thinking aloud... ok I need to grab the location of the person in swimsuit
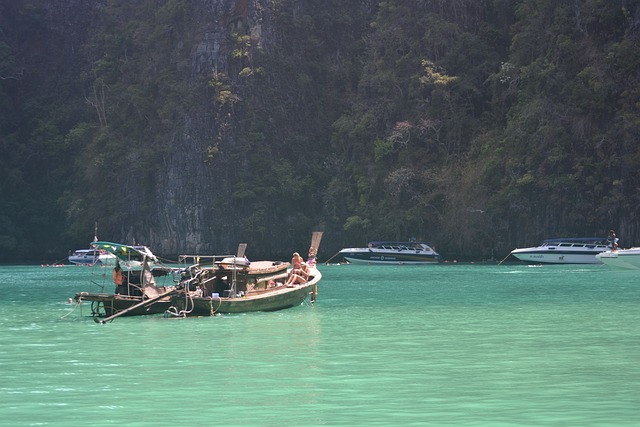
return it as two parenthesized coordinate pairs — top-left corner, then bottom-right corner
(285, 252), (308, 286)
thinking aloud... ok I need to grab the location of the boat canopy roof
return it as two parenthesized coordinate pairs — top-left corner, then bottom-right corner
(369, 241), (430, 248)
(541, 237), (608, 244)
(73, 248), (99, 254)
(92, 241), (158, 262)
(369, 241), (431, 246)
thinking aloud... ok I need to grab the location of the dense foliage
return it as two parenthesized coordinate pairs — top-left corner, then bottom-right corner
(1, 0), (639, 262)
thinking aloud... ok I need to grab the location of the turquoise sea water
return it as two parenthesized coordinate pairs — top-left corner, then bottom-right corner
(1, 263), (639, 426)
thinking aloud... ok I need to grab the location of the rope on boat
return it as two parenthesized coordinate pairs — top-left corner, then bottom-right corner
(48, 256), (68, 266)
(497, 251), (513, 265)
(324, 249), (343, 264)
(60, 297), (83, 319)
(209, 296), (222, 316)
(164, 271), (201, 318)
(164, 290), (194, 318)
(164, 293), (191, 318)
(156, 254), (180, 264)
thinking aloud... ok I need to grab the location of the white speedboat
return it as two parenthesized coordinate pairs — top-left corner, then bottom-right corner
(68, 248), (116, 266)
(339, 241), (442, 265)
(509, 237), (610, 264)
(596, 248), (640, 269)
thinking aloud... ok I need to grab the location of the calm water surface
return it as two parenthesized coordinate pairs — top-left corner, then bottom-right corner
(0, 263), (639, 426)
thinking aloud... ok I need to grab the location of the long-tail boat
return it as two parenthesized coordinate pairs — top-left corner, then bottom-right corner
(73, 241), (177, 318)
(83, 234), (323, 323)
(164, 233), (323, 317)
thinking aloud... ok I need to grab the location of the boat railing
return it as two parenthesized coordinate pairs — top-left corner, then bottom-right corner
(560, 243), (609, 248)
(178, 254), (235, 267)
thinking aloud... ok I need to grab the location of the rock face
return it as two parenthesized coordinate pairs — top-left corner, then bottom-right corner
(130, 0), (276, 257)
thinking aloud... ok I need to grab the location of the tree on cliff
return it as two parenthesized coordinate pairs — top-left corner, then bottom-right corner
(1, 0), (639, 262)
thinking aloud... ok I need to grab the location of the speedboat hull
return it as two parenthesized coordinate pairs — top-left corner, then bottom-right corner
(510, 250), (604, 264)
(510, 237), (609, 264)
(340, 251), (441, 264)
(596, 248), (640, 270)
(339, 242), (441, 265)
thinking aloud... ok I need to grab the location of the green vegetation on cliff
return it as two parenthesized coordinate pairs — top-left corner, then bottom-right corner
(1, 0), (639, 262)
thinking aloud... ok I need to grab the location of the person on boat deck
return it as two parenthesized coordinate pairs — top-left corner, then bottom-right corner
(113, 261), (125, 293)
(285, 261), (309, 286)
(608, 230), (619, 251)
(285, 252), (307, 285)
(291, 252), (303, 272)
(308, 247), (317, 266)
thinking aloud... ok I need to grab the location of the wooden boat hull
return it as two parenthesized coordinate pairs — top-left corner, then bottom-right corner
(168, 268), (321, 316)
(74, 292), (172, 317)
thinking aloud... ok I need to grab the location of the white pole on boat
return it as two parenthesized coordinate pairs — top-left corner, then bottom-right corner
(310, 232), (323, 301)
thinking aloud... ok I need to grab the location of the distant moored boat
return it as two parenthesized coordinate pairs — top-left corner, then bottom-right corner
(339, 241), (442, 265)
(68, 248), (116, 266)
(596, 247), (640, 270)
(509, 237), (611, 264)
